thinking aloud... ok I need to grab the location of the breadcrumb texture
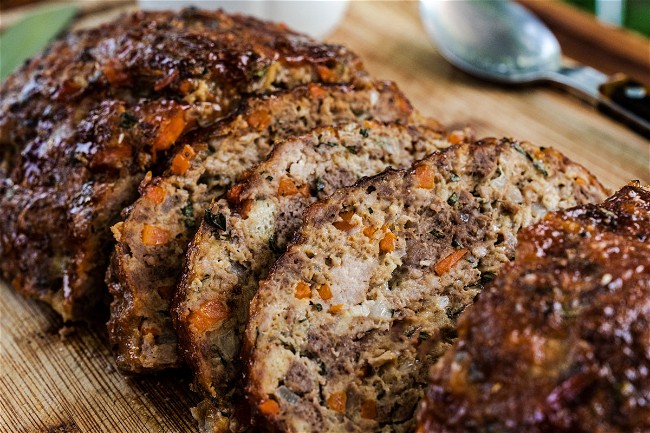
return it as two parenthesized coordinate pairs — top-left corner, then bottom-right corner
(107, 81), (428, 372)
(418, 182), (650, 433)
(244, 138), (608, 433)
(174, 120), (449, 431)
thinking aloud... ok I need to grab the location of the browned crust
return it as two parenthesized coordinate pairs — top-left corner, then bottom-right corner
(0, 8), (365, 321)
(418, 182), (650, 433)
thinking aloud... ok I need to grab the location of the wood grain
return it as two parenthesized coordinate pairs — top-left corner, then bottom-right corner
(1, 2), (649, 433)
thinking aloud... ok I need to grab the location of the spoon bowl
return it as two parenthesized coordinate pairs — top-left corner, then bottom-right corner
(419, 0), (649, 136)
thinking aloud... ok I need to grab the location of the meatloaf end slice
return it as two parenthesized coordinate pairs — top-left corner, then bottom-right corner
(418, 182), (650, 433)
(244, 138), (609, 433)
(107, 81), (433, 372)
(0, 8), (365, 321)
(172, 120), (452, 432)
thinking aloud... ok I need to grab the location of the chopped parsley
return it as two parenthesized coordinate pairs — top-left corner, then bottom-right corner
(181, 203), (196, 228)
(205, 209), (226, 231)
(359, 128), (369, 138)
(119, 112), (138, 129)
(345, 145), (358, 154)
(447, 192), (458, 206)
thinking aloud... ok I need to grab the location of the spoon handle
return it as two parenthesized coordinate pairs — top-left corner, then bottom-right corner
(547, 66), (650, 138)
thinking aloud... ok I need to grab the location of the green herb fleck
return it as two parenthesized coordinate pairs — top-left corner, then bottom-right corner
(181, 203), (196, 228)
(481, 272), (496, 284)
(119, 112), (138, 129)
(418, 331), (430, 342)
(266, 175), (274, 182)
(368, 207), (374, 214)
(359, 128), (369, 138)
(405, 327), (416, 337)
(345, 145), (358, 154)
(513, 142), (548, 176)
(314, 177), (326, 192)
(324, 141), (337, 147)
(450, 173), (460, 182)
(452, 238), (464, 249)
(313, 303), (323, 312)
(268, 235), (283, 255)
(447, 192), (458, 206)
(251, 65), (268, 79)
(430, 228), (444, 238)
(205, 209), (226, 231)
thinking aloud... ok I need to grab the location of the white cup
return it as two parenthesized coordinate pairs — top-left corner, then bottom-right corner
(137, 0), (350, 39)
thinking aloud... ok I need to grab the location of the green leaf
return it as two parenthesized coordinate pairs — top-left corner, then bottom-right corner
(1, 4), (78, 81)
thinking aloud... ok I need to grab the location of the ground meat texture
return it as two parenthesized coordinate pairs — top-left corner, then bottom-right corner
(106, 81), (432, 373)
(172, 120), (451, 432)
(0, 8), (365, 321)
(243, 138), (609, 433)
(418, 182), (650, 433)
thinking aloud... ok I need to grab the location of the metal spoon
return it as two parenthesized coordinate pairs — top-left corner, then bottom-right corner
(419, 0), (650, 136)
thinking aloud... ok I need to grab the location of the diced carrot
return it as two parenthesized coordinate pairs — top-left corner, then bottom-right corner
(278, 177), (300, 197)
(414, 164), (435, 189)
(170, 145), (196, 176)
(92, 144), (132, 168)
(360, 399), (377, 420)
(363, 226), (377, 239)
(316, 65), (337, 83)
(145, 185), (166, 205)
(575, 177), (586, 186)
(447, 130), (466, 145)
(258, 399), (280, 416)
(154, 109), (187, 152)
(247, 110), (272, 130)
(318, 284), (332, 301)
(327, 391), (347, 413)
(189, 299), (229, 334)
(333, 210), (356, 231)
(308, 83), (327, 99)
(227, 183), (246, 205)
(295, 281), (311, 300)
(379, 231), (397, 253)
(141, 224), (170, 246)
(328, 304), (343, 313)
(434, 249), (468, 276)
(241, 199), (253, 220)
(298, 184), (311, 198)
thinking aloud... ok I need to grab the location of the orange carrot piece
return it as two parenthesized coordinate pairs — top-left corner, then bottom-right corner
(328, 304), (343, 313)
(434, 249), (468, 276)
(295, 281), (311, 300)
(170, 145), (196, 176)
(278, 177), (299, 197)
(379, 231), (397, 253)
(154, 109), (187, 152)
(327, 391), (347, 413)
(141, 224), (170, 246)
(258, 399), (280, 416)
(247, 110), (271, 130)
(146, 185), (166, 205)
(414, 164), (435, 189)
(189, 300), (229, 334)
(333, 210), (356, 231)
(318, 284), (332, 301)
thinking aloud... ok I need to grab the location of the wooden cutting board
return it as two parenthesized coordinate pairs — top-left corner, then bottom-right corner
(1, 2), (648, 432)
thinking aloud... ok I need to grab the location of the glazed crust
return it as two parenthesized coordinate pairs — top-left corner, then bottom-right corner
(243, 138), (608, 433)
(0, 8), (364, 321)
(107, 81), (428, 372)
(418, 182), (650, 433)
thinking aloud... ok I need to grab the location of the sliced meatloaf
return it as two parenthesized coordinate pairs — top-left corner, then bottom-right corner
(173, 120), (452, 432)
(0, 8), (365, 321)
(107, 82), (429, 373)
(243, 138), (609, 433)
(418, 182), (650, 433)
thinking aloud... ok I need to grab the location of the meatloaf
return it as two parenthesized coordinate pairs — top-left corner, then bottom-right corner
(173, 120), (451, 432)
(107, 81), (429, 373)
(243, 138), (608, 433)
(0, 8), (364, 321)
(418, 182), (650, 433)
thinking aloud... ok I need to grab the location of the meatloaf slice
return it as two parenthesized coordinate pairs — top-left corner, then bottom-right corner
(172, 120), (451, 432)
(0, 8), (365, 321)
(418, 182), (650, 433)
(107, 81), (429, 372)
(243, 138), (609, 433)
